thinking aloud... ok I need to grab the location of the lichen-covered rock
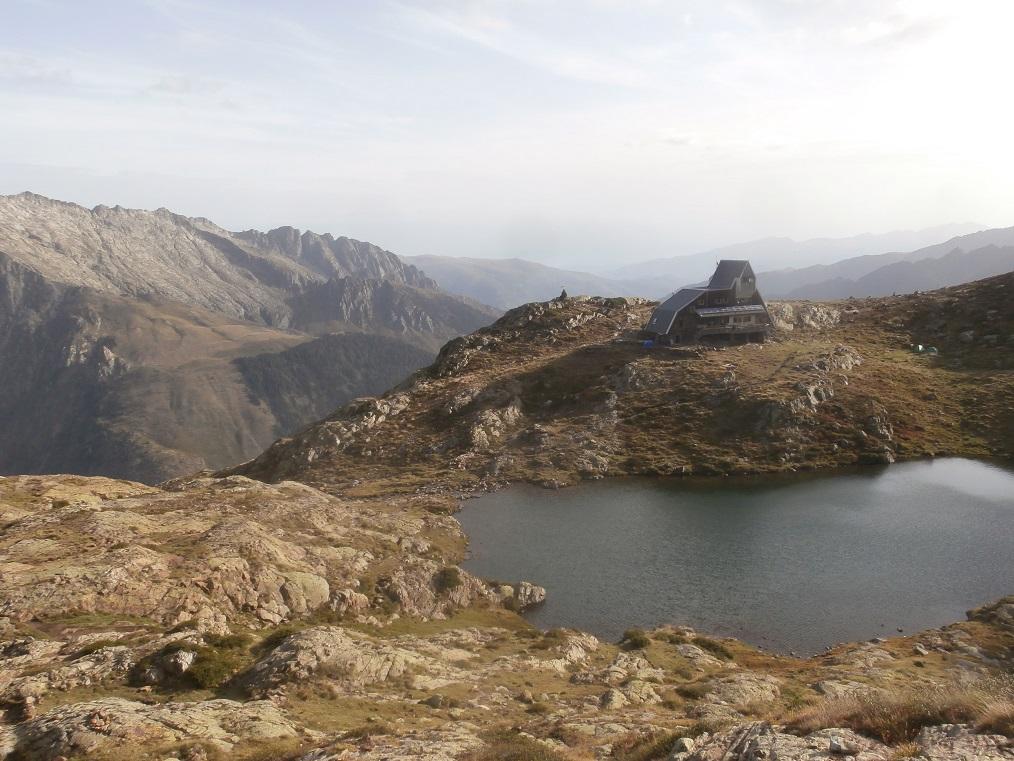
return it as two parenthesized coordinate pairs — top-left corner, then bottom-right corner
(768, 302), (841, 332)
(0, 475), (469, 629)
(683, 722), (888, 760)
(705, 672), (781, 705)
(683, 721), (1012, 761)
(600, 688), (629, 709)
(915, 723), (1012, 761)
(1, 645), (135, 704)
(1, 697), (298, 760)
(236, 626), (458, 697)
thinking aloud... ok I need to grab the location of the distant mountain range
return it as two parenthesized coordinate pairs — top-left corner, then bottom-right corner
(406, 223), (1012, 306)
(605, 224), (982, 291)
(0, 192), (496, 482)
(402, 255), (654, 310)
(760, 226), (1014, 299)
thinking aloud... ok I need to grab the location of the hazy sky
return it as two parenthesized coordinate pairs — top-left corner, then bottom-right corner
(2, 0), (1011, 267)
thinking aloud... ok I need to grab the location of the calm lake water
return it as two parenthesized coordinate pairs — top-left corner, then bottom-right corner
(459, 459), (1014, 654)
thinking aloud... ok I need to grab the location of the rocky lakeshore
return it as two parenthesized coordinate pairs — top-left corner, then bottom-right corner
(1, 275), (1013, 760)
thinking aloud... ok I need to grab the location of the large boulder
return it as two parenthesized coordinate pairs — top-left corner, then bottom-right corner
(705, 673), (781, 706)
(235, 626), (436, 697)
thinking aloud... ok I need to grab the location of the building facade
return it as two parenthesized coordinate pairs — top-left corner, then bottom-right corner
(642, 260), (772, 344)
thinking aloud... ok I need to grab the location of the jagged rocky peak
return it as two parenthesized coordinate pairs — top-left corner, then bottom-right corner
(232, 224), (437, 287)
(0, 191), (483, 331)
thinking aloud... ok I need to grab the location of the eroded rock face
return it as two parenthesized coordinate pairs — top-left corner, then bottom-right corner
(0, 697), (298, 760)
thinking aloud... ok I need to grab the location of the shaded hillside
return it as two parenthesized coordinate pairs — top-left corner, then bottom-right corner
(0, 193), (497, 481)
(234, 333), (433, 434)
(403, 254), (653, 308)
(0, 252), (440, 482)
(232, 274), (1013, 491)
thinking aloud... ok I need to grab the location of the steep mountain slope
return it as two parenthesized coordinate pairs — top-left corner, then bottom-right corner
(608, 223), (980, 293)
(761, 225), (1014, 298)
(403, 254), (654, 308)
(232, 274), (1013, 491)
(0, 252), (436, 482)
(0, 193), (497, 481)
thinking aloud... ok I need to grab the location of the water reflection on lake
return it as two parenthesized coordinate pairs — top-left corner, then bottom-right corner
(459, 459), (1014, 653)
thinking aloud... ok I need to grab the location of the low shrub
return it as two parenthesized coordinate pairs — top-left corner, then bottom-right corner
(675, 681), (712, 700)
(621, 628), (651, 650)
(693, 636), (733, 660)
(186, 645), (248, 689)
(131, 637), (251, 691)
(530, 629), (569, 650)
(889, 742), (924, 759)
(255, 625), (301, 654)
(514, 628), (542, 640)
(69, 638), (121, 659)
(657, 631), (689, 645)
(461, 730), (567, 761)
(434, 566), (462, 592)
(342, 722), (393, 739)
(203, 632), (253, 650)
(612, 729), (686, 761)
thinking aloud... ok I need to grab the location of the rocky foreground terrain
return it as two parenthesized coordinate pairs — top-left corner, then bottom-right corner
(1, 274), (1012, 759)
(0, 193), (496, 482)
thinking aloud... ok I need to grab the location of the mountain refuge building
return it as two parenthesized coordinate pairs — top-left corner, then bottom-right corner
(642, 260), (772, 345)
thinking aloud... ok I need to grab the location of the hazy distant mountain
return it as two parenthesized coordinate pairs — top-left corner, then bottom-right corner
(762, 226), (1014, 299)
(0, 192), (496, 481)
(608, 224), (982, 295)
(779, 246), (1014, 300)
(403, 254), (655, 309)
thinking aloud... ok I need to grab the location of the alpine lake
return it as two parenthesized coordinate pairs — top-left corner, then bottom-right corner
(458, 458), (1014, 654)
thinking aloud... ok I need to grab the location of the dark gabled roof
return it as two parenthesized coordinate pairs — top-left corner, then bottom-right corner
(644, 287), (704, 334)
(707, 259), (751, 289)
(659, 287), (706, 313)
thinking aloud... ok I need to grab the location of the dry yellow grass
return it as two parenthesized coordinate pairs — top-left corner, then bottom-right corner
(787, 678), (1014, 744)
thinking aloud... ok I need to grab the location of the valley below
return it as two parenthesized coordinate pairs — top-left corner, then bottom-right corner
(1, 273), (1013, 760)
